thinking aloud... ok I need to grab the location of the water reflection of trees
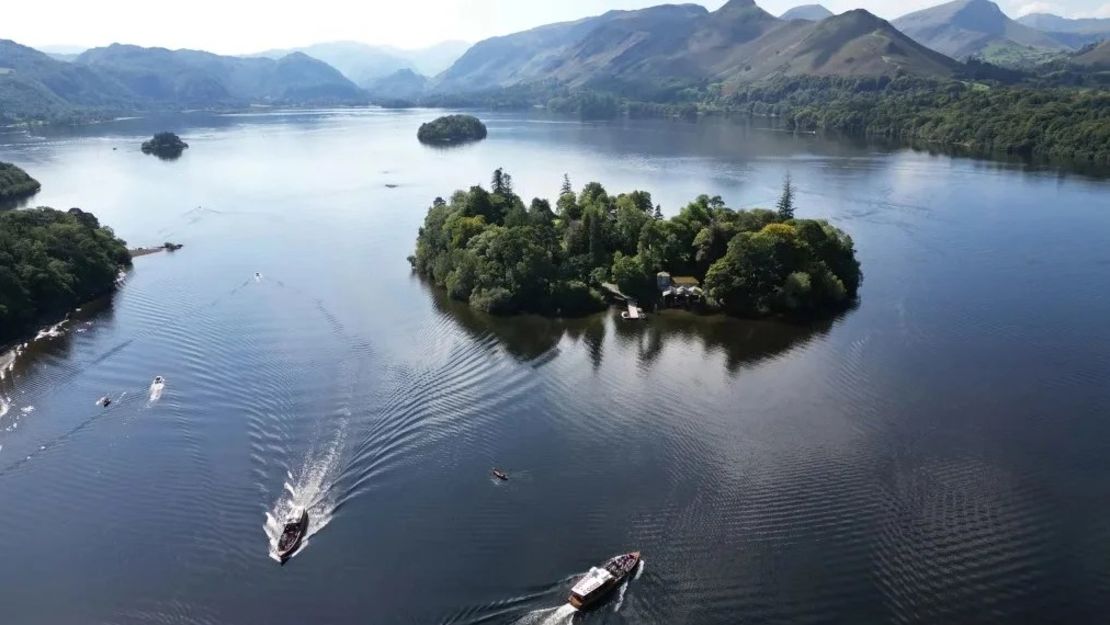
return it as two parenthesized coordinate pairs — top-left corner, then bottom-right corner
(612, 308), (843, 374)
(1, 295), (117, 384)
(425, 280), (852, 375)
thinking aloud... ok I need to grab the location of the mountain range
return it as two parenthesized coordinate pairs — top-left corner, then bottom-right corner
(1016, 13), (1110, 48)
(433, 0), (958, 97)
(0, 39), (364, 123)
(251, 40), (469, 88)
(892, 0), (1071, 65)
(2, 0), (1108, 123)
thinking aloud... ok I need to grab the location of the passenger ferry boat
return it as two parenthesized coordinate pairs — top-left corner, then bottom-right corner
(567, 551), (641, 609)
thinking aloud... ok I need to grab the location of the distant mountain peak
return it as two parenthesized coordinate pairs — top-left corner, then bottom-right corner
(894, 0), (1068, 62)
(780, 4), (834, 21)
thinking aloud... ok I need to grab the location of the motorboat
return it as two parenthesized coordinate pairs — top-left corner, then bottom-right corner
(97, 395), (111, 407)
(276, 508), (308, 564)
(568, 551), (641, 609)
(491, 468), (509, 481)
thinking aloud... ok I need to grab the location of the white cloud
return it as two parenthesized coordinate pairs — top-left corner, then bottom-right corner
(1091, 2), (1110, 16)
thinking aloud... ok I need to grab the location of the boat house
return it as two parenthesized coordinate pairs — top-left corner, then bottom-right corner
(657, 272), (703, 307)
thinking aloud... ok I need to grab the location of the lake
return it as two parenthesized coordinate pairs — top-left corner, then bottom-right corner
(1, 109), (1109, 624)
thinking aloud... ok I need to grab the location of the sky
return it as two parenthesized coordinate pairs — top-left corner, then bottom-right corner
(3, 0), (1109, 55)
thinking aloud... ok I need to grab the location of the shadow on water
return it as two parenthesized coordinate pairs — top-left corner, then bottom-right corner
(423, 280), (850, 374)
(613, 307), (847, 374)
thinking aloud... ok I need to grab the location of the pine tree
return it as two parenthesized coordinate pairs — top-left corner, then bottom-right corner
(560, 174), (573, 196)
(653, 204), (663, 220)
(491, 168), (513, 195)
(776, 173), (795, 221)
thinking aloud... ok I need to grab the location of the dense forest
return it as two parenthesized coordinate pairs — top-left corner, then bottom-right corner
(0, 207), (131, 345)
(411, 170), (861, 318)
(0, 162), (42, 202)
(417, 114), (488, 144)
(141, 132), (189, 159)
(714, 76), (1110, 165)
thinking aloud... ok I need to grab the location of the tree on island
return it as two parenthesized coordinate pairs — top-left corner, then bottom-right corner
(411, 169), (861, 318)
(0, 207), (131, 344)
(141, 132), (189, 159)
(417, 114), (488, 145)
(0, 162), (42, 202)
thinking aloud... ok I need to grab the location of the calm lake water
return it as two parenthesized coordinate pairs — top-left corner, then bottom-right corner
(1, 109), (1109, 625)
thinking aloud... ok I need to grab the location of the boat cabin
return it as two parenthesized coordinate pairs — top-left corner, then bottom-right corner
(571, 566), (614, 598)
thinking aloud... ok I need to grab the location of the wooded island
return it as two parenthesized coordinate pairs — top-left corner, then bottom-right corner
(411, 170), (861, 318)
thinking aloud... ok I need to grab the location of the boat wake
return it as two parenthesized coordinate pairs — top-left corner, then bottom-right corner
(612, 560), (644, 613)
(511, 604), (577, 625)
(263, 415), (347, 562)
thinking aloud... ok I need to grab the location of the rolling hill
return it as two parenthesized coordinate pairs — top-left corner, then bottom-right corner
(1016, 13), (1110, 48)
(892, 0), (1069, 65)
(434, 4), (711, 93)
(0, 39), (365, 123)
(432, 0), (958, 96)
(0, 39), (134, 121)
(366, 68), (429, 100)
(251, 41), (468, 88)
(76, 44), (364, 105)
(780, 4), (834, 21)
(1072, 40), (1110, 68)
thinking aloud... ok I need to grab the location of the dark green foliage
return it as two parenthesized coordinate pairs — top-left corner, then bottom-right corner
(716, 76), (1110, 165)
(0, 207), (130, 344)
(417, 114), (488, 145)
(141, 132), (188, 159)
(412, 170), (861, 319)
(704, 221), (859, 316)
(0, 162), (41, 201)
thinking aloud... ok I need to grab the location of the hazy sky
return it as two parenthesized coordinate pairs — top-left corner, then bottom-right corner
(4, 0), (1109, 54)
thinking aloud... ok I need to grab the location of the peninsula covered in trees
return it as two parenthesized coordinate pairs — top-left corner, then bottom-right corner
(0, 207), (131, 345)
(411, 170), (861, 318)
(0, 162), (41, 202)
(417, 114), (487, 145)
(141, 132), (189, 159)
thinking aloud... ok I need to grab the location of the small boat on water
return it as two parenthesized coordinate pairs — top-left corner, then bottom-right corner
(568, 551), (641, 609)
(97, 395), (111, 407)
(491, 468), (509, 481)
(276, 509), (308, 564)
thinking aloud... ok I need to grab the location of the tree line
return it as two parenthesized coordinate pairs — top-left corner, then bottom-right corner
(410, 170), (861, 318)
(714, 76), (1110, 166)
(0, 207), (131, 345)
(409, 75), (1110, 168)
